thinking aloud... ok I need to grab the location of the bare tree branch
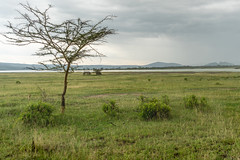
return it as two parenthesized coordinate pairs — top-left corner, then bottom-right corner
(1, 2), (116, 113)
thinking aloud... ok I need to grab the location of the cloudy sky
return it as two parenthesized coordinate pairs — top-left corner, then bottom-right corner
(1, 0), (240, 65)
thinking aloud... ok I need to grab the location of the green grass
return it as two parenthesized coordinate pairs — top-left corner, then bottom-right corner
(1, 72), (240, 159)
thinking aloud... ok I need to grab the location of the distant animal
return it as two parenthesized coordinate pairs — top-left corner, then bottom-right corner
(83, 72), (91, 75)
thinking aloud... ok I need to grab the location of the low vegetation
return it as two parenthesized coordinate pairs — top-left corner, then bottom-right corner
(1, 72), (240, 159)
(16, 80), (21, 84)
(19, 102), (54, 127)
(183, 95), (209, 111)
(139, 96), (171, 120)
(93, 69), (103, 75)
(102, 100), (119, 117)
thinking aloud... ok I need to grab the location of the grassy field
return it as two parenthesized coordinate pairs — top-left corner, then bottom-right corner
(1, 72), (240, 159)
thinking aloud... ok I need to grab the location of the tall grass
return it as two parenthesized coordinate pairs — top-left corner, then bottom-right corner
(0, 72), (240, 159)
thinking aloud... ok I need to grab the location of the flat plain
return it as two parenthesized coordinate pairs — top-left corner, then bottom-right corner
(1, 72), (240, 159)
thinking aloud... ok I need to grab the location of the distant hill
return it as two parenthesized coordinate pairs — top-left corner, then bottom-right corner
(0, 61), (183, 70)
(0, 62), (140, 70)
(205, 62), (234, 66)
(0, 62), (34, 70)
(2, 61), (237, 70)
(77, 62), (183, 69)
(144, 62), (182, 68)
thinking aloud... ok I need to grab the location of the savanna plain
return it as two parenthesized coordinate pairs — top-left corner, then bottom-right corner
(1, 72), (240, 159)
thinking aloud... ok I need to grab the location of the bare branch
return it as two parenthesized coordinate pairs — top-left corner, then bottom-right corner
(2, 2), (116, 113)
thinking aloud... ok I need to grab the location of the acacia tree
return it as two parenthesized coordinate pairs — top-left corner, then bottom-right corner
(2, 3), (115, 113)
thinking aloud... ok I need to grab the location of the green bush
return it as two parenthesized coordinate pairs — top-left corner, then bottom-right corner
(139, 96), (171, 120)
(140, 101), (171, 120)
(102, 100), (119, 117)
(16, 80), (21, 84)
(183, 95), (209, 110)
(199, 97), (208, 109)
(19, 102), (54, 127)
(93, 69), (102, 75)
(184, 95), (198, 109)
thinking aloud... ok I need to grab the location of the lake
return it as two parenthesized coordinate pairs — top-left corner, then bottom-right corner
(1, 68), (240, 73)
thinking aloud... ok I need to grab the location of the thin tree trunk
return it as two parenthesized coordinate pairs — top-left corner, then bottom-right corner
(61, 63), (70, 114)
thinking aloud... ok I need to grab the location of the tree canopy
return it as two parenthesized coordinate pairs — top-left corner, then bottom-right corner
(2, 2), (116, 113)
(2, 3), (115, 71)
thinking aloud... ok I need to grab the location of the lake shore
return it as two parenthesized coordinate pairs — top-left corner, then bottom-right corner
(1, 68), (240, 73)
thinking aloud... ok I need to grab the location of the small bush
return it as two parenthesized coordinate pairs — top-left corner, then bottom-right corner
(199, 97), (208, 109)
(16, 81), (21, 84)
(139, 96), (171, 120)
(93, 69), (102, 75)
(183, 95), (209, 110)
(102, 100), (119, 117)
(19, 102), (54, 127)
(140, 101), (171, 120)
(184, 95), (198, 109)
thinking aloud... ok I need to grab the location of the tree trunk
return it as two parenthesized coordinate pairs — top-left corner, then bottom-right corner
(61, 63), (70, 114)
(61, 94), (66, 114)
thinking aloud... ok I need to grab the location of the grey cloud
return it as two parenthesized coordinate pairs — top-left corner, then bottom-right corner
(47, 0), (240, 37)
(4, 0), (240, 36)
(2, 0), (240, 65)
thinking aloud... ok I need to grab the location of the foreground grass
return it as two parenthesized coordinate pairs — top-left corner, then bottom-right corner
(1, 72), (240, 159)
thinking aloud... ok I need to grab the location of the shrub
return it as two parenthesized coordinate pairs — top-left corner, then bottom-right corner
(16, 80), (21, 84)
(140, 101), (171, 120)
(183, 95), (208, 110)
(199, 97), (208, 109)
(139, 96), (171, 120)
(184, 95), (198, 109)
(93, 69), (102, 75)
(19, 102), (54, 127)
(102, 100), (119, 117)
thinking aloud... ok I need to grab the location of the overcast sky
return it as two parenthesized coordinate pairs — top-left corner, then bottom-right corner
(1, 0), (240, 65)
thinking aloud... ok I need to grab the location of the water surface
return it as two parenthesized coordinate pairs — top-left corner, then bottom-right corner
(0, 68), (240, 73)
